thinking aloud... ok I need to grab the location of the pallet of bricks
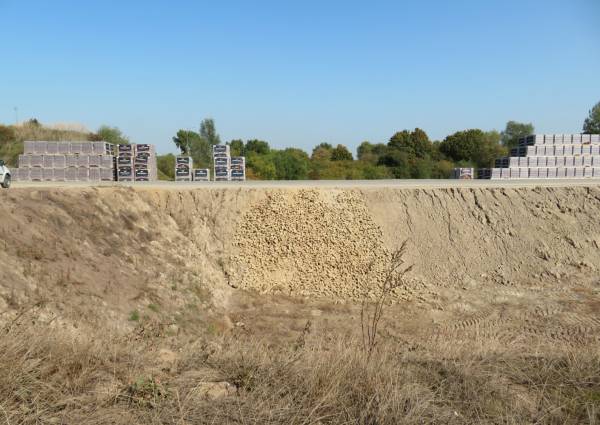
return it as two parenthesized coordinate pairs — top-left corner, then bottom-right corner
(451, 168), (474, 179)
(15, 141), (115, 182)
(213, 145), (230, 181)
(193, 168), (210, 181)
(230, 155), (246, 181)
(175, 156), (193, 181)
(117, 144), (157, 182)
(134, 144), (157, 182)
(478, 134), (600, 179)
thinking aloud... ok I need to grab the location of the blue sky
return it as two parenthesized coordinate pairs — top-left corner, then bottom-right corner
(1, 0), (598, 154)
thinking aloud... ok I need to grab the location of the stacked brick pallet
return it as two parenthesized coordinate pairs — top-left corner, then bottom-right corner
(451, 168), (474, 179)
(117, 144), (157, 182)
(175, 156), (193, 181)
(134, 144), (157, 181)
(213, 145), (230, 181)
(15, 141), (115, 182)
(211, 145), (246, 182)
(193, 168), (210, 181)
(230, 156), (246, 181)
(479, 134), (600, 179)
(174, 157), (211, 182)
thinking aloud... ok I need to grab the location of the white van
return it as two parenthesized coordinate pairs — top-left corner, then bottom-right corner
(0, 160), (11, 188)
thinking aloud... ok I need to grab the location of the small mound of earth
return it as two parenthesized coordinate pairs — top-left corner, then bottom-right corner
(229, 189), (388, 299)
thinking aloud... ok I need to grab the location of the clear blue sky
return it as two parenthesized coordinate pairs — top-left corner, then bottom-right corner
(1, 0), (598, 154)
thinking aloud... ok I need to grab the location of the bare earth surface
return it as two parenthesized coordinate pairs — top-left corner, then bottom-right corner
(1, 182), (599, 347)
(1, 182), (599, 423)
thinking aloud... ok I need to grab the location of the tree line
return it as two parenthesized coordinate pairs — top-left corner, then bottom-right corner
(1, 101), (599, 179)
(159, 119), (535, 180)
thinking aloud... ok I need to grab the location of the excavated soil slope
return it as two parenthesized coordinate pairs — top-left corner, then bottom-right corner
(0, 186), (599, 329)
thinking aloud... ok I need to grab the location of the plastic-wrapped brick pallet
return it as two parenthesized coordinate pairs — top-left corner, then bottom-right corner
(231, 169), (246, 181)
(133, 144), (157, 182)
(214, 166), (230, 181)
(193, 169), (210, 181)
(118, 166), (133, 181)
(175, 156), (193, 182)
(17, 141), (117, 182)
(451, 168), (474, 179)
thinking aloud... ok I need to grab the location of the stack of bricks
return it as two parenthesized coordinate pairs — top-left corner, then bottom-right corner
(175, 156), (193, 181)
(230, 156), (246, 181)
(134, 144), (157, 181)
(211, 145), (246, 181)
(193, 168), (210, 181)
(15, 141), (115, 182)
(213, 145), (230, 181)
(479, 134), (600, 179)
(117, 144), (157, 182)
(117, 144), (134, 181)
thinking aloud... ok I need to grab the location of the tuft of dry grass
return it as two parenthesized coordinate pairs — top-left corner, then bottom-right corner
(1, 313), (599, 424)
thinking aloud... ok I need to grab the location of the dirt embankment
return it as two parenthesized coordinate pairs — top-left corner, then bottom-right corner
(0, 185), (599, 330)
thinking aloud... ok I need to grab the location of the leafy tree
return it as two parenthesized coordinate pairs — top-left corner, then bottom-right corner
(431, 159), (455, 179)
(273, 148), (310, 180)
(172, 130), (201, 155)
(172, 130), (213, 167)
(200, 118), (221, 145)
(501, 121), (534, 147)
(330, 144), (353, 161)
(357, 141), (374, 160)
(312, 142), (333, 156)
(388, 128), (432, 158)
(583, 101), (600, 134)
(156, 154), (175, 180)
(378, 150), (411, 178)
(311, 146), (332, 161)
(410, 158), (433, 178)
(0, 125), (16, 146)
(245, 139), (271, 155)
(439, 129), (506, 168)
(96, 125), (129, 145)
(25, 118), (41, 127)
(228, 139), (245, 156)
(246, 152), (277, 179)
(360, 163), (392, 179)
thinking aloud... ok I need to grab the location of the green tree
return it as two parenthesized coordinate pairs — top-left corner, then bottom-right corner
(388, 128), (432, 158)
(439, 129), (506, 168)
(431, 159), (455, 179)
(96, 125), (129, 145)
(378, 150), (411, 178)
(228, 139), (245, 156)
(501, 121), (534, 147)
(25, 118), (41, 127)
(156, 154), (175, 180)
(311, 146), (332, 161)
(583, 101), (600, 134)
(273, 148), (310, 180)
(172, 130), (200, 155)
(360, 163), (392, 179)
(200, 118), (221, 145)
(245, 139), (271, 155)
(246, 152), (276, 179)
(312, 142), (333, 156)
(410, 158), (433, 178)
(330, 144), (353, 161)
(172, 130), (213, 167)
(357, 141), (374, 160)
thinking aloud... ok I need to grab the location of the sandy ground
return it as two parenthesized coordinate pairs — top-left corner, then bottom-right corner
(0, 184), (599, 351)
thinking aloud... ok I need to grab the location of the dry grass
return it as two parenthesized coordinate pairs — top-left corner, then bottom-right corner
(1, 312), (599, 424)
(0, 122), (93, 166)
